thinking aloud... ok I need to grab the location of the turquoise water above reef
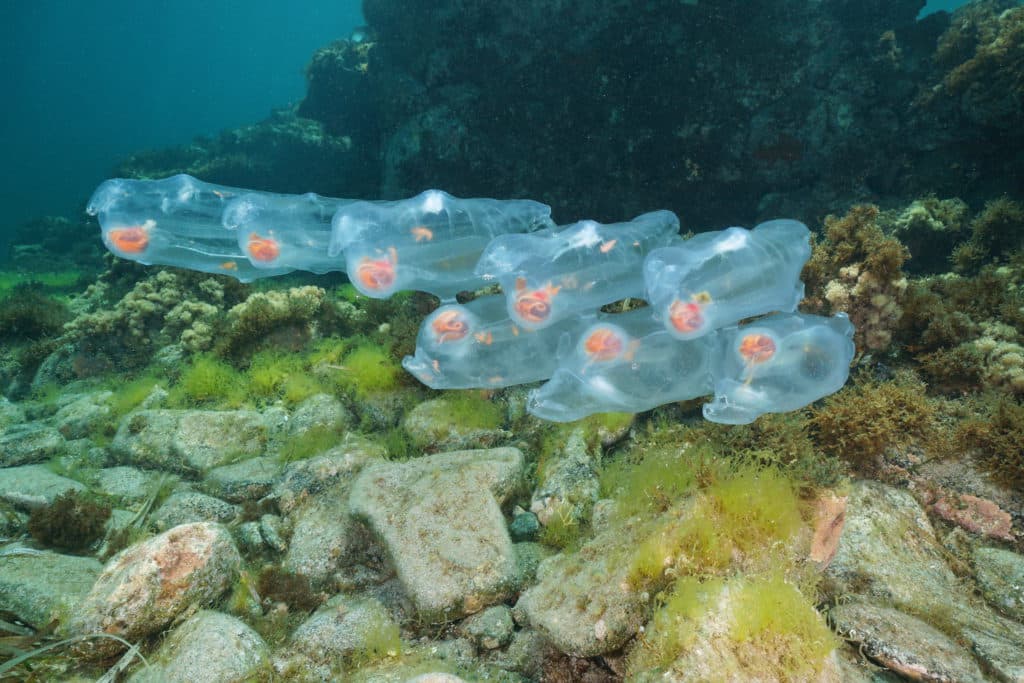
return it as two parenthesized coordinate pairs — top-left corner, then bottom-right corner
(0, 0), (363, 238)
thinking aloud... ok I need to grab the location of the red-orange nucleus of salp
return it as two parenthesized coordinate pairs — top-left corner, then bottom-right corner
(107, 224), (150, 254)
(431, 309), (469, 343)
(247, 233), (281, 262)
(584, 327), (624, 361)
(513, 279), (560, 325)
(668, 299), (704, 334)
(738, 333), (776, 364)
(356, 247), (398, 292)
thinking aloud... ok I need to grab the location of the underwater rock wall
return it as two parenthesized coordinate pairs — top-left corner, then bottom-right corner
(290, 0), (1020, 229)
(335, 0), (934, 226)
(108, 1), (1024, 232)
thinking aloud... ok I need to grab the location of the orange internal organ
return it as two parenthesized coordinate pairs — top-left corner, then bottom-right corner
(107, 221), (153, 254)
(738, 333), (776, 364)
(513, 279), (560, 325)
(247, 233), (281, 262)
(583, 327), (624, 361)
(431, 309), (469, 343)
(356, 247), (398, 292)
(668, 299), (704, 334)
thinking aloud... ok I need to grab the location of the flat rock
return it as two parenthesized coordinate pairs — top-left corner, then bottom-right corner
(66, 521), (241, 659)
(112, 409), (269, 474)
(0, 423), (64, 467)
(0, 550), (101, 628)
(0, 464), (84, 509)
(201, 455), (282, 503)
(830, 602), (984, 682)
(349, 447), (524, 622)
(128, 609), (269, 683)
(151, 491), (239, 531)
(824, 481), (1024, 681)
(95, 466), (167, 503)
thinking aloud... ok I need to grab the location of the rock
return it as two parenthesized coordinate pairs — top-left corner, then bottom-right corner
(96, 466), (168, 503)
(458, 605), (514, 650)
(0, 500), (27, 537)
(112, 409), (269, 474)
(0, 396), (25, 430)
(152, 491), (238, 531)
(627, 576), (840, 682)
(830, 602), (984, 682)
(273, 596), (400, 679)
(402, 397), (510, 452)
(518, 521), (647, 657)
(201, 456), (282, 503)
(66, 522), (242, 659)
(258, 514), (286, 553)
(509, 511), (539, 542)
(930, 492), (1014, 542)
(485, 628), (554, 681)
(128, 610), (269, 683)
(284, 483), (369, 587)
(0, 550), (101, 628)
(530, 427), (599, 528)
(824, 481), (1024, 681)
(0, 423), (64, 467)
(349, 447), (524, 622)
(288, 392), (353, 436)
(272, 434), (384, 515)
(0, 464), (84, 509)
(974, 546), (1024, 622)
(512, 542), (550, 590)
(53, 391), (112, 440)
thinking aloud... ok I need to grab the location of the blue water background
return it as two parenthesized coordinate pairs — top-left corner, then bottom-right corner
(0, 0), (362, 244)
(0, 0), (967, 245)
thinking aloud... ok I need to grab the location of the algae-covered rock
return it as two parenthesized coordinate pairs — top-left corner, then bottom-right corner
(0, 550), (101, 629)
(403, 396), (510, 452)
(458, 605), (514, 651)
(201, 455), (282, 503)
(530, 427), (599, 531)
(66, 521), (241, 659)
(273, 595), (400, 679)
(289, 392), (354, 435)
(285, 482), (371, 587)
(349, 447), (524, 622)
(112, 409), (269, 474)
(273, 434), (385, 514)
(0, 423), (64, 467)
(518, 520), (647, 657)
(53, 390), (112, 439)
(128, 609), (269, 683)
(974, 546), (1024, 623)
(627, 575), (839, 682)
